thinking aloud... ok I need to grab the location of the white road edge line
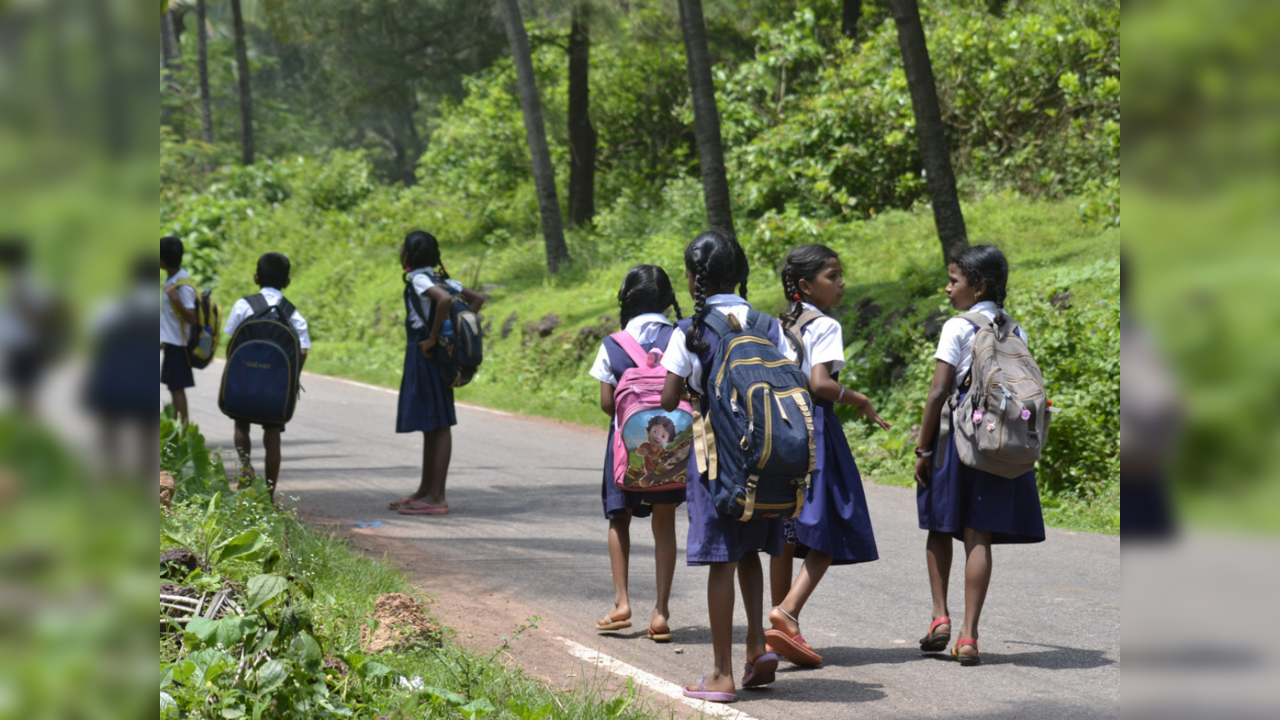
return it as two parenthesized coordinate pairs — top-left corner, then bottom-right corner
(556, 637), (760, 720)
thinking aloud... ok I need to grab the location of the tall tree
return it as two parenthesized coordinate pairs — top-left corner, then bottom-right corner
(230, 0), (255, 165)
(160, 8), (181, 126)
(500, 0), (570, 274)
(678, 0), (734, 235)
(196, 0), (214, 143)
(842, 0), (862, 41)
(567, 3), (597, 227)
(888, 0), (966, 262)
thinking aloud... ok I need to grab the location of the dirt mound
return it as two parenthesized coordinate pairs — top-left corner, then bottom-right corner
(161, 548), (202, 580)
(359, 592), (441, 653)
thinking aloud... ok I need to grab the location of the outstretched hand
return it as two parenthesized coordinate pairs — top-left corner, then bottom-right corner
(857, 401), (893, 431)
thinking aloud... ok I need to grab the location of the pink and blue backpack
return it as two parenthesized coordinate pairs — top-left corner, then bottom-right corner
(605, 329), (693, 492)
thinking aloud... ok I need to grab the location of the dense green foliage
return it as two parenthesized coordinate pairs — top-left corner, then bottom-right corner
(160, 412), (664, 719)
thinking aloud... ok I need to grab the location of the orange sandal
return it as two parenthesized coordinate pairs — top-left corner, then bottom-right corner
(919, 616), (951, 652)
(952, 638), (980, 666)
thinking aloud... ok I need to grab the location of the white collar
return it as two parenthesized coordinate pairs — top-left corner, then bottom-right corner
(407, 267), (435, 278)
(969, 300), (998, 314)
(625, 313), (672, 333)
(164, 268), (189, 285)
(260, 287), (282, 296)
(706, 293), (747, 306)
(800, 301), (824, 313)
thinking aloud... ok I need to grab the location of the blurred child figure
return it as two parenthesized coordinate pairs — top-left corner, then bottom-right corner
(159, 236), (198, 424)
(767, 244), (889, 667)
(222, 252), (310, 499)
(590, 265), (686, 641)
(1, 238), (65, 415)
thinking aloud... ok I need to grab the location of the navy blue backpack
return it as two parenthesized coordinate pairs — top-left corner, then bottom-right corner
(404, 281), (483, 388)
(695, 310), (816, 521)
(219, 295), (302, 425)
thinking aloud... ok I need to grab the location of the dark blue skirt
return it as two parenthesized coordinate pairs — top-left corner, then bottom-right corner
(602, 421), (686, 520)
(790, 400), (879, 565)
(917, 391), (1046, 544)
(685, 439), (784, 566)
(396, 333), (456, 434)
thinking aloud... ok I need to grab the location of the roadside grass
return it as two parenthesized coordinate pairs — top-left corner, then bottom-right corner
(160, 414), (670, 720)
(219, 194), (1120, 534)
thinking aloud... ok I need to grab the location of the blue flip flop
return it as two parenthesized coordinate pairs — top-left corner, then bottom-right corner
(683, 676), (736, 703)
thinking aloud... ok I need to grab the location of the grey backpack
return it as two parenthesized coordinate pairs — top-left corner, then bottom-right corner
(937, 310), (1051, 478)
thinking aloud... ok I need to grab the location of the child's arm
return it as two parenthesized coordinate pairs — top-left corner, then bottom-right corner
(660, 371), (685, 412)
(599, 381), (616, 417)
(809, 362), (892, 431)
(163, 284), (198, 326)
(299, 349), (307, 371)
(418, 286), (452, 358)
(460, 287), (487, 313)
(914, 360), (957, 486)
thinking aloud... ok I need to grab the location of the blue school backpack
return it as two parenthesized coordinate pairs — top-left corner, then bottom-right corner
(218, 294), (302, 425)
(695, 310), (816, 521)
(404, 282), (483, 388)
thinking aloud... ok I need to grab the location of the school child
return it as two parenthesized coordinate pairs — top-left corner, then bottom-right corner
(389, 230), (485, 516)
(589, 265), (687, 641)
(221, 252), (311, 500)
(160, 236), (198, 424)
(766, 244), (890, 667)
(914, 245), (1045, 666)
(659, 229), (792, 702)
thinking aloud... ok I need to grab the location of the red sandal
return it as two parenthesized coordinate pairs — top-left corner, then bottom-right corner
(919, 616), (951, 652)
(952, 637), (980, 666)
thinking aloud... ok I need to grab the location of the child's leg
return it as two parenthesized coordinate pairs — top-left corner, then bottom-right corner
(421, 427), (452, 507)
(769, 543), (796, 608)
(170, 388), (188, 424)
(601, 511), (632, 625)
(233, 420), (254, 480)
(770, 549), (833, 634)
(650, 504), (677, 632)
(959, 527), (993, 643)
(263, 427), (282, 499)
(926, 530), (954, 625)
(411, 430), (437, 499)
(737, 553), (768, 663)
(688, 561), (739, 694)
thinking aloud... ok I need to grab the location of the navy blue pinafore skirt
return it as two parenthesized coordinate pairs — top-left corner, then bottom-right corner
(396, 323), (457, 434)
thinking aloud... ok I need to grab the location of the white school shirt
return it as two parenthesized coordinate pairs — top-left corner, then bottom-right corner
(934, 300), (1027, 388)
(660, 294), (797, 395)
(793, 301), (846, 379)
(588, 313), (674, 385)
(406, 268), (465, 329)
(159, 269), (198, 345)
(222, 287), (312, 350)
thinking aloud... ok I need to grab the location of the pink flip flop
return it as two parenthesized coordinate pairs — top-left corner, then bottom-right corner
(741, 652), (778, 688)
(397, 500), (448, 515)
(682, 676), (735, 704)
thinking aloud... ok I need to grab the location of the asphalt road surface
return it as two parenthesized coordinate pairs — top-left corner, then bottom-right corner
(185, 363), (1119, 720)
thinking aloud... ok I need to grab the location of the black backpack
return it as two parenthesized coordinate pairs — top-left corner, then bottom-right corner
(218, 295), (302, 425)
(404, 282), (483, 388)
(695, 310), (816, 521)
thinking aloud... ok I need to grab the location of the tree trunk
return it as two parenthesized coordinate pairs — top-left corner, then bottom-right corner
(842, 0), (862, 41)
(567, 3), (597, 227)
(987, 0), (1008, 18)
(160, 9), (180, 126)
(678, 0), (734, 235)
(889, 0), (967, 262)
(500, 0), (570, 274)
(197, 0), (214, 143)
(230, 0), (255, 165)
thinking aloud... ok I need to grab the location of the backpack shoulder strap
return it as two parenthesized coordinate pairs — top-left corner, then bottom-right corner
(649, 324), (675, 353)
(246, 293), (269, 316)
(702, 310), (732, 338)
(792, 309), (827, 338)
(404, 281), (432, 326)
(608, 331), (650, 369)
(958, 310), (988, 330)
(275, 297), (297, 323)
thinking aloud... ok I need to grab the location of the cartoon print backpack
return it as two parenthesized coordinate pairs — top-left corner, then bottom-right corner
(606, 328), (692, 492)
(695, 310), (815, 521)
(404, 280), (483, 388)
(171, 277), (221, 369)
(936, 310), (1053, 478)
(219, 294), (302, 425)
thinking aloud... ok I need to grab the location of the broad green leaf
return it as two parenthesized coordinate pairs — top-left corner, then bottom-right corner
(185, 617), (218, 645)
(159, 666), (174, 689)
(217, 530), (268, 563)
(359, 660), (391, 679)
(260, 548), (282, 573)
(422, 686), (468, 707)
(215, 618), (248, 649)
(289, 631), (322, 670)
(160, 691), (177, 717)
(253, 629), (279, 655)
(507, 702), (553, 720)
(172, 660), (197, 685)
(459, 698), (495, 719)
(245, 574), (287, 612)
(256, 659), (289, 693)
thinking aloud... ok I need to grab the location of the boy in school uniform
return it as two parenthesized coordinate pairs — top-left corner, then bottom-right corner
(160, 236), (198, 424)
(222, 252), (310, 499)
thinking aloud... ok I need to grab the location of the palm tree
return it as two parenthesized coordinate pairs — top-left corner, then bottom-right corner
(230, 0), (254, 165)
(677, 0), (734, 235)
(197, 0), (214, 143)
(500, 0), (571, 274)
(888, 0), (966, 262)
(567, 2), (597, 227)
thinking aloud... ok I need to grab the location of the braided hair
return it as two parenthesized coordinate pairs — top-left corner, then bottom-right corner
(778, 244), (839, 329)
(950, 244), (1009, 325)
(402, 230), (451, 282)
(617, 264), (684, 328)
(684, 229), (749, 354)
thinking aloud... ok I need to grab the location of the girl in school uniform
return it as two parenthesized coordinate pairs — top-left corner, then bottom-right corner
(590, 265), (687, 642)
(390, 230), (486, 516)
(766, 245), (891, 668)
(659, 230), (790, 703)
(914, 245), (1045, 666)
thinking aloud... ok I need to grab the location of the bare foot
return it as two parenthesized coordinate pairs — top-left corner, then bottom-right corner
(769, 606), (802, 637)
(685, 670), (734, 695)
(649, 609), (670, 636)
(596, 606), (632, 630)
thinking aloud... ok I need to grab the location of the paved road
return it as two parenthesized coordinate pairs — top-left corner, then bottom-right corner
(185, 363), (1119, 720)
